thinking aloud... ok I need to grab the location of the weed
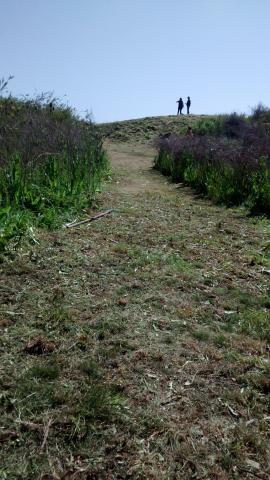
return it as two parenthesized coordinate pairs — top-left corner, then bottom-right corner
(76, 384), (124, 421)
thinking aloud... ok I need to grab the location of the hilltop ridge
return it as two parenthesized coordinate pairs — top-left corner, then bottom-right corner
(97, 114), (216, 142)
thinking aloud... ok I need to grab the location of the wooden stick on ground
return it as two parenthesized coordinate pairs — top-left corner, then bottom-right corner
(40, 417), (53, 452)
(65, 209), (113, 228)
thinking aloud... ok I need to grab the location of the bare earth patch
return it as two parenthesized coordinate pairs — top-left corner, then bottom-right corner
(1, 140), (270, 479)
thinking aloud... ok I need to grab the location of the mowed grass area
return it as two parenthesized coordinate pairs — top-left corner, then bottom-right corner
(1, 138), (270, 479)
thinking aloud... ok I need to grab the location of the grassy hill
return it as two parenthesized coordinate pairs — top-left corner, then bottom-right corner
(97, 114), (216, 142)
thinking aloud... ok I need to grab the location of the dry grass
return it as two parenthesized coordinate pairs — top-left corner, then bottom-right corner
(0, 137), (270, 479)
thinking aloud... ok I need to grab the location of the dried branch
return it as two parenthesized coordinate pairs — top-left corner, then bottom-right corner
(65, 209), (113, 228)
(40, 417), (53, 452)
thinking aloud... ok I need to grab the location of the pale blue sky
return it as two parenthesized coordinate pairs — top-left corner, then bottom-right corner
(1, 0), (270, 122)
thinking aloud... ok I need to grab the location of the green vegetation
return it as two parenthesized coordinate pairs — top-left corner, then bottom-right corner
(0, 91), (108, 252)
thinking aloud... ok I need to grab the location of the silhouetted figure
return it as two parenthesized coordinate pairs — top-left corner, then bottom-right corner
(186, 96), (191, 114)
(186, 126), (193, 137)
(176, 97), (184, 115)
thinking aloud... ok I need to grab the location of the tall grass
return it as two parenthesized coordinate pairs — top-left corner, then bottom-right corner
(154, 111), (270, 214)
(0, 92), (108, 251)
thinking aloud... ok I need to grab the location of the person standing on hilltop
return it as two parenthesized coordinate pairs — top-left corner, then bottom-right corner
(186, 96), (191, 114)
(176, 97), (184, 115)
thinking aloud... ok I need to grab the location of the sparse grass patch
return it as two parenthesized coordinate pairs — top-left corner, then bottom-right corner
(192, 329), (211, 342)
(213, 333), (230, 348)
(240, 310), (270, 341)
(94, 316), (126, 338)
(166, 253), (191, 272)
(220, 424), (269, 474)
(221, 312), (241, 332)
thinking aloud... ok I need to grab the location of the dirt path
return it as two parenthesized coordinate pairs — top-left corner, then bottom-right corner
(1, 142), (270, 479)
(106, 141), (174, 194)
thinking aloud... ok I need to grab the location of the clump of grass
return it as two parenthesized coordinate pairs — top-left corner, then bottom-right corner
(221, 312), (241, 333)
(76, 384), (124, 421)
(8, 371), (124, 425)
(27, 363), (60, 380)
(241, 365), (270, 394)
(221, 309), (270, 342)
(80, 359), (103, 379)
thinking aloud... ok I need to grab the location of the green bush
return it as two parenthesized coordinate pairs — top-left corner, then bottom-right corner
(249, 158), (270, 214)
(193, 116), (226, 136)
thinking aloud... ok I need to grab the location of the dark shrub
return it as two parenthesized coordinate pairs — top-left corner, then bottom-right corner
(154, 114), (270, 214)
(223, 113), (248, 139)
(251, 103), (270, 123)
